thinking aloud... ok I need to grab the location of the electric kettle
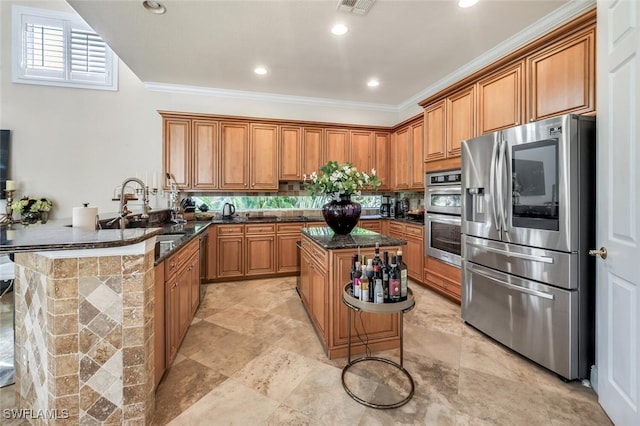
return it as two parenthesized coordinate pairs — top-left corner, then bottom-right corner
(222, 203), (236, 218)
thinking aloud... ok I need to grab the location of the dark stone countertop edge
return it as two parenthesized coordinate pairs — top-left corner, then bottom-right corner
(301, 226), (407, 250)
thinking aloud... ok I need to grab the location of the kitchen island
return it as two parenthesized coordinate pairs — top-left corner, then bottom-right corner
(0, 219), (206, 425)
(299, 226), (406, 359)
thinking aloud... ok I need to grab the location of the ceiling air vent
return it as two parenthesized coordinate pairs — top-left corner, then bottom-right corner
(336, 0), (376, 15)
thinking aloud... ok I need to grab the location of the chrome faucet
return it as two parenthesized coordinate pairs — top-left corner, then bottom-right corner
(107, 177), (150, 229)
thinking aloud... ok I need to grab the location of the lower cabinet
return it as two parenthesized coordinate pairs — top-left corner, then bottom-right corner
(276, 222), (304, 273)
(245, 224), (276, 276)
(423, 256), (462, 302)
(300, 244), (328, 342)
(387, 221), (424, 281)
(160, 238), (200, 372)
(216, 224), (244, 278)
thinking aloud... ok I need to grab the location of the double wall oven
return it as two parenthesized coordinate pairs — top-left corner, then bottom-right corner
(425, 169), (462, 267)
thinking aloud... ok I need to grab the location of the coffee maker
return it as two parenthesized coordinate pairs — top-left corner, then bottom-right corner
(379, 195), (391, 217)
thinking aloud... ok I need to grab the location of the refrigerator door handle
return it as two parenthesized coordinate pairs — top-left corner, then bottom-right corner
(498, 139), (509, 232)
(489, 139), (500, 231)
(469, 265), (555, 300)
(466, 241), (555, 263)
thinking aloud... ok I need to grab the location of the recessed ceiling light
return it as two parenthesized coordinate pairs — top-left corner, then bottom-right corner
(367, 79), (379, 87)
(254, 67), (268, 75)
(331, 24), (348, 36)
(458, 0), (479, 8)
(142, 0), (166, 14)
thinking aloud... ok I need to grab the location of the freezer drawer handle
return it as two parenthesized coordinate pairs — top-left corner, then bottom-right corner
(469, 266), (555, 300)
(467, 242), (554, 264)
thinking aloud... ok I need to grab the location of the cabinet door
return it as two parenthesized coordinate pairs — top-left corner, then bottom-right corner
(349, 130), (373, 173)
(392, 127), (410, 189)
(526, 28), (595, 122)
(189, 252), (200, 316)
(164, 118), (191, 189)
(217, 236), (244, 277)
(299, 252), (312, 307)
(177, 264), (192, 340)
(405, 236), (423, 282)
(309, 258), (328, 341)
(192, 120), (219, 190)
(220, 122), (249, 190)
(277, 233), (301, 273)
(325, 128), (349, 164)
(279, 126), (302, 180)
(447, 86), (475, 158)
(250, 123), (279, 190)
(477, 62), (524, 134)
(245, 235), (276, 275)
(165, 274), (180, 365)
(206, 226), (217, 280)
(374, 132), (390, 190)
(424, 101), (446, 162)
(302, 128), (323, 175)
(410, 121), (424, 188)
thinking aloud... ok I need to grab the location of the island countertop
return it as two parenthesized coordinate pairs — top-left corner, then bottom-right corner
(301, 226), (407, 250)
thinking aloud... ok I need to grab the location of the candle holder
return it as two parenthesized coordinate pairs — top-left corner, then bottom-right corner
(1, 189), (15, 225)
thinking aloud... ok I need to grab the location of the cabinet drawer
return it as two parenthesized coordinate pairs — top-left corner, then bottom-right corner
(165, 237), (199, 277)
(388, 222), (405, 235)
(405, 223), (424, 238)
(245, 224), (276, 234)
(276, 222), (304, 234)
(217, 224), (244, 235)
(301, 239), (327, 269)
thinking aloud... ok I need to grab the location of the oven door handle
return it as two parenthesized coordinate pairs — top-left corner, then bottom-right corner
(427, 214), (461, 226)
(468, 265), (555, 300)
(466, 241), (554, 264)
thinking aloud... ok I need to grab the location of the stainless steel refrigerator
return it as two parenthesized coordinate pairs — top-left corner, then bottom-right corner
(461, 114), (596, 380)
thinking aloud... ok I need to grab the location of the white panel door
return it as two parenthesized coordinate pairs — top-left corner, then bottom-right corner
(595, 1), (640, 424)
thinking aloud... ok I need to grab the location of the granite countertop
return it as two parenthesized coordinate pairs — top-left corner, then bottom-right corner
(301, 226), (407, 250)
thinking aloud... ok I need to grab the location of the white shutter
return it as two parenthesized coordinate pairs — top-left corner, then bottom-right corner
(12, 5), (117, 91)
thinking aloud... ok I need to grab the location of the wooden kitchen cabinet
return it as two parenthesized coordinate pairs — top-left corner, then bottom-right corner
(391, 126), (410, 190)
(302, 127), (324, 175)
(249, 123), (279, 190)
(526, 27), (595, 122)
(205, 225), (217, 281)
(276, 222), (304, 273)
(387, 221), (424, 281)
(300, 239), (328, 344)
(325, 128), (349, 164)
(374, 132), (390, 190)
(279, 126), (303, 181)
(164, 237), (200, 367)
(477, 61), (525, 134)
(410, 121), (424, 188)
(423, 256), (462, 303)
(216, 224), (244, 278)
(349, 130), (374, 175)
(424, 86), (475, 170)
(357, 219), (382, 233)
(219, 122), (250, 190)
(163, 118), (191, 189)
(245, 223), (276, 276)
(192, 120), (219, 190)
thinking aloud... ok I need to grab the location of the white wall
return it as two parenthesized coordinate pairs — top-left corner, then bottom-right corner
(0, 0), (405, 221)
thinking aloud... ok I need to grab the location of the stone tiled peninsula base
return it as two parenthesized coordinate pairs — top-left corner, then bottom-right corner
(13, 240), (156, 425)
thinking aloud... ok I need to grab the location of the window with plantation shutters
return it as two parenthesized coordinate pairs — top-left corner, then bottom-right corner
(12, 6), (118, 91)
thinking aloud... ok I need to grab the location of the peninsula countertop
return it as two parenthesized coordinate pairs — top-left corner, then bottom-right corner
(301, 226), (407, 250)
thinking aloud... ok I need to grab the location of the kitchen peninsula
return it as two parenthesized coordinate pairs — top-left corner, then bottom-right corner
(0, 222), (165, 425)
(299, 226), (406, 359)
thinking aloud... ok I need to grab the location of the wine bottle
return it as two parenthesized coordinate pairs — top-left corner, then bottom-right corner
(389, 256), (401, 302)
(352, 259), (361, 299)
(373, 242), (381, 267)
(397, 249), (408, 301)
(374, 263), (384, 304)
(365, 258), (374, 302)
(360, 264), (370, 302)
(382, 251), (390, 302)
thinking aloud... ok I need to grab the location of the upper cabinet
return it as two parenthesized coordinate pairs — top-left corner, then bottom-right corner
(302, 128), (324, 176)
(477, 61), (525, 134)
(219, 122), (250, 190)
(419, 9), (595, 170)
(249, 123), (278, 190)
(325, 129), (349, 164)
(164, 118), (191, 189)
(349, 130), (390, 191)
(374, 132), (390, 191)
(410, 121), (424, 188)
(390, 119), (423, 191)
(192, 120), (219, 190)
(526, 28), (595, 122)
(279, 126), (303, 181)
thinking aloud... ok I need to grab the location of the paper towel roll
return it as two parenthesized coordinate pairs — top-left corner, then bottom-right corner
(72, 205), (98, 231)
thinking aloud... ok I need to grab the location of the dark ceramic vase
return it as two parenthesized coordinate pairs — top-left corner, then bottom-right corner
(322, 194), (362, 235)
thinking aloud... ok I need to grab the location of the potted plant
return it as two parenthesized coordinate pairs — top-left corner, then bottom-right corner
(11, 196), (53, 224)
(304, 161), (382, 234)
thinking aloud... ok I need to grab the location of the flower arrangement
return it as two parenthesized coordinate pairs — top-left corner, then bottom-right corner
(11, 197), (53, 215)
(303, 161), (382, 197)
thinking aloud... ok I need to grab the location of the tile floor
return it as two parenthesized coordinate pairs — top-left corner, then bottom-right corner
(1, 276), (613, 425)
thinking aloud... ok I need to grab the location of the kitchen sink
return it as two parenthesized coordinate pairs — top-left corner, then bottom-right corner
(156, 234), (184, 243)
